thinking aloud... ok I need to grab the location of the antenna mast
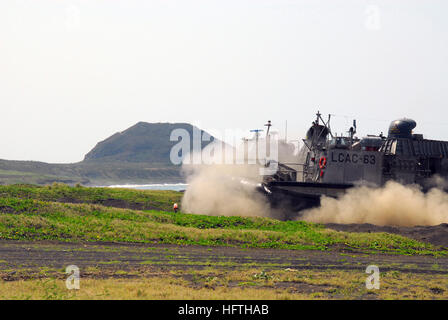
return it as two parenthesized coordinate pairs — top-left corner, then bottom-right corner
(264, 120), (272, 137)
(250, 129), (263, 164)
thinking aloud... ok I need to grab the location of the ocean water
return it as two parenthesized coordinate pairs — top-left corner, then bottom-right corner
(105, 183), (188, 192)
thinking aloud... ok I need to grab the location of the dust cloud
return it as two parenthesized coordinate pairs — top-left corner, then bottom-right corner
(180, 138), (297, 218)
(181, 164), (271, 217)
(301, 181), (448, 227)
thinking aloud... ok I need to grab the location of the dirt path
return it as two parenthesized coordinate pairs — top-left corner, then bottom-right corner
(325, 223), (448, 247)
(0, 240), (447, 281)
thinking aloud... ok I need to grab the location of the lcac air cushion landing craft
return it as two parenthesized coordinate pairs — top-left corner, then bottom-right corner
(260, 112), (448, 214)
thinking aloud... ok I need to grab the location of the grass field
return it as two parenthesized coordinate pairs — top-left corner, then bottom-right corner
(0, 183), (182, 211)
(0, 184), (444, 256)
(2, 268), (447, 300)
(1, 184), (448, 300)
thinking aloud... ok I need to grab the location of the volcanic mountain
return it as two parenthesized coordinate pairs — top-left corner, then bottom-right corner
(84, 122), (215, 164)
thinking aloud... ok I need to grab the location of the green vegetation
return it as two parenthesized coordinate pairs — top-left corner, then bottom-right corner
(0, 184), (182, 211)
(0, 184), (444, 256)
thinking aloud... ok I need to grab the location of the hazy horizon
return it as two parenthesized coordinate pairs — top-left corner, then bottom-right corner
(1, 0), (447, 163)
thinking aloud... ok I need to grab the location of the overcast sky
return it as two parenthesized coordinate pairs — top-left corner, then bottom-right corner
(1, 0), (447, 163)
